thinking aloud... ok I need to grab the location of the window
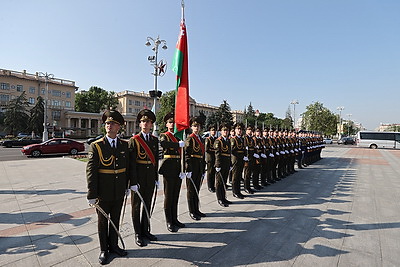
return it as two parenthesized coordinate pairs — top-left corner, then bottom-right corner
(65, 101), (71, 108)
(128, 108), (132, 113)
(135, 108), (140, 113)
(129, 99), (132, 105)
(52, 100), (61, 106)
(0, 94), (10, 101)
(52, 110), (61, 120)
(1, 83), (10, 90)
(17, 85), (24, 92)
(143, 101), (146, 107)
(52, 90), (61, 97)
(66, 92), (71, 98)
(29, 97), (35, 104)
(135, 100), (140, 106)
(41, 88), (45, 95)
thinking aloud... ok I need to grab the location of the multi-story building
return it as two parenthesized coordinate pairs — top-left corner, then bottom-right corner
(1, 68), (246, 137)
(0, 68), (78, 135)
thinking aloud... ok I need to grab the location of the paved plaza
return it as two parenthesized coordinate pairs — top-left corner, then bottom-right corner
(1, 146), (400, 266)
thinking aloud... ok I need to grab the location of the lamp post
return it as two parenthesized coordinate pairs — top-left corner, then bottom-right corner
(38, 72), (54, 142)
(290, 100), (299, 130)
(347, 113), (352, 136)
(145, 35), (167, 136)
(337, 106), (344, 138)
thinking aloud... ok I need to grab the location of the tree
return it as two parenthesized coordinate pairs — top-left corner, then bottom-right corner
(205, 100), (233, 130)
(75, 86), (118, 113)
(156, 90), (176, 133)
(301, 101), (337, 136)
(4, 92), (30, 135)
(244, 102), (256, 127)
(28, 96), (44, 136)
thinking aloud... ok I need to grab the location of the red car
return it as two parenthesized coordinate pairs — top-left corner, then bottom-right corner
(21, 138), (85, 157)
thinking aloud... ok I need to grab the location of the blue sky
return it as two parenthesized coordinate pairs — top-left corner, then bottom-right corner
(2, 0), (399, 130)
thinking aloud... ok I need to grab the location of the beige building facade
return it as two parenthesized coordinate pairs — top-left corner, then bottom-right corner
(1, 68), (245, 137)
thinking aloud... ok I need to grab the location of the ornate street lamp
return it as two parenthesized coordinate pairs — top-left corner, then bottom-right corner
(290, 100), (299, 130)
(337, 106), (344, 138)
(145, 35), (167, 136)
(38, 72), (54, 142)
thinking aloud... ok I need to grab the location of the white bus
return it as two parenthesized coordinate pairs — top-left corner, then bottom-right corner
(356, 131), (400, 149)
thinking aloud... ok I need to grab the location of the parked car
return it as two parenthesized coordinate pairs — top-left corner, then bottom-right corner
(323, 138), (333, 144)
(17, 133), (30, 138)
(86, 135), (103, 145)
(21, 138), (85, 157)
(338, 137), (355, 145)
(1, 136), (42, 148)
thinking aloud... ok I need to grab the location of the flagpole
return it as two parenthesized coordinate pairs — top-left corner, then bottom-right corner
(181, 0), (185, 20)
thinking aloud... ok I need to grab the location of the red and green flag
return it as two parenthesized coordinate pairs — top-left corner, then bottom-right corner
(172, 18), (189, 140)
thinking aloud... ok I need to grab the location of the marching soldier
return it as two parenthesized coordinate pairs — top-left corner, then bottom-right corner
(230, 123), (246, 199)
(214, 123), (232, 207)
(243, 126), (256, 194)
(129, 109), (159, 247)
(185, 117), (206, 221)
(159, 112), (186, 232)
(205, 126), (217, 193)
(227, 128), (236, 186)
(86, 110), (131, 265)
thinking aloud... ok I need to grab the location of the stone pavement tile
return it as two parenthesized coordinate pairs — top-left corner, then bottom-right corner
(379, 227), (400, 266)
(0, 211), (25, 231)
(31, 234), (82, 266)
(3, 254), (40, 267)
(52, 254), (91, 267)
(341, 223), (381, 257)
(264, 227), (310, 261)
(16, 205), (52, 225)
(283, 212), (320, 237)
(0, 234), (36, 266)
(338, 250), (381, 267)
(27, 223), (67, 241)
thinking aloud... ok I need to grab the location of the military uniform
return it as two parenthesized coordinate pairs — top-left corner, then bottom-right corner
(214, 124), (232, 207)
(205, 127), (217, 193)
(185, 117), (206, 220)
(252, 129), (264, 190)
(129, 109), (159, 245)
(243, 128), (256, 194)
(159, 112), (185, 232)
(230, 123), (246, 199)
(86, 110), (131, 264)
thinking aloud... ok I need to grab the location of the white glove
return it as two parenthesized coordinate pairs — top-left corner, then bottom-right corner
(179, 172), (186, 179)
(243, 156), (249, 161)
(87, 198), (97, 206)
(229, 167), (233, 171)
(186, 172), (192, 178)
(269, 153), (274, 157)
(155, 180), (160, 189)
(271, 146), (275, 149)
(261, 153), (267, 158)
(130, 185), (139, 192)
(125, 189), (130, 197)
(290, 150), (294, 153)
(253, 153), (260, 159)
(255, 145), (259, 149)
(280, 151), (285, 155)
(298, 148), (302, 151)
(215, 167), (221, 172)
(178, 141), (185, 147)
(294, 149), (298, 152)
(202, 173), (206, 179)
(246, 146), (249, 150)
(276, 152), (280, 156)
(285, 150), (289, 154)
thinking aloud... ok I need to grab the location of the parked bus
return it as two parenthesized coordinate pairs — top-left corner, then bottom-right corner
(356, 131), (400, 149)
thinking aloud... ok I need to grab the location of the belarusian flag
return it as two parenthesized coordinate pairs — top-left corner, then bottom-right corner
(172, 18), (189, 139)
